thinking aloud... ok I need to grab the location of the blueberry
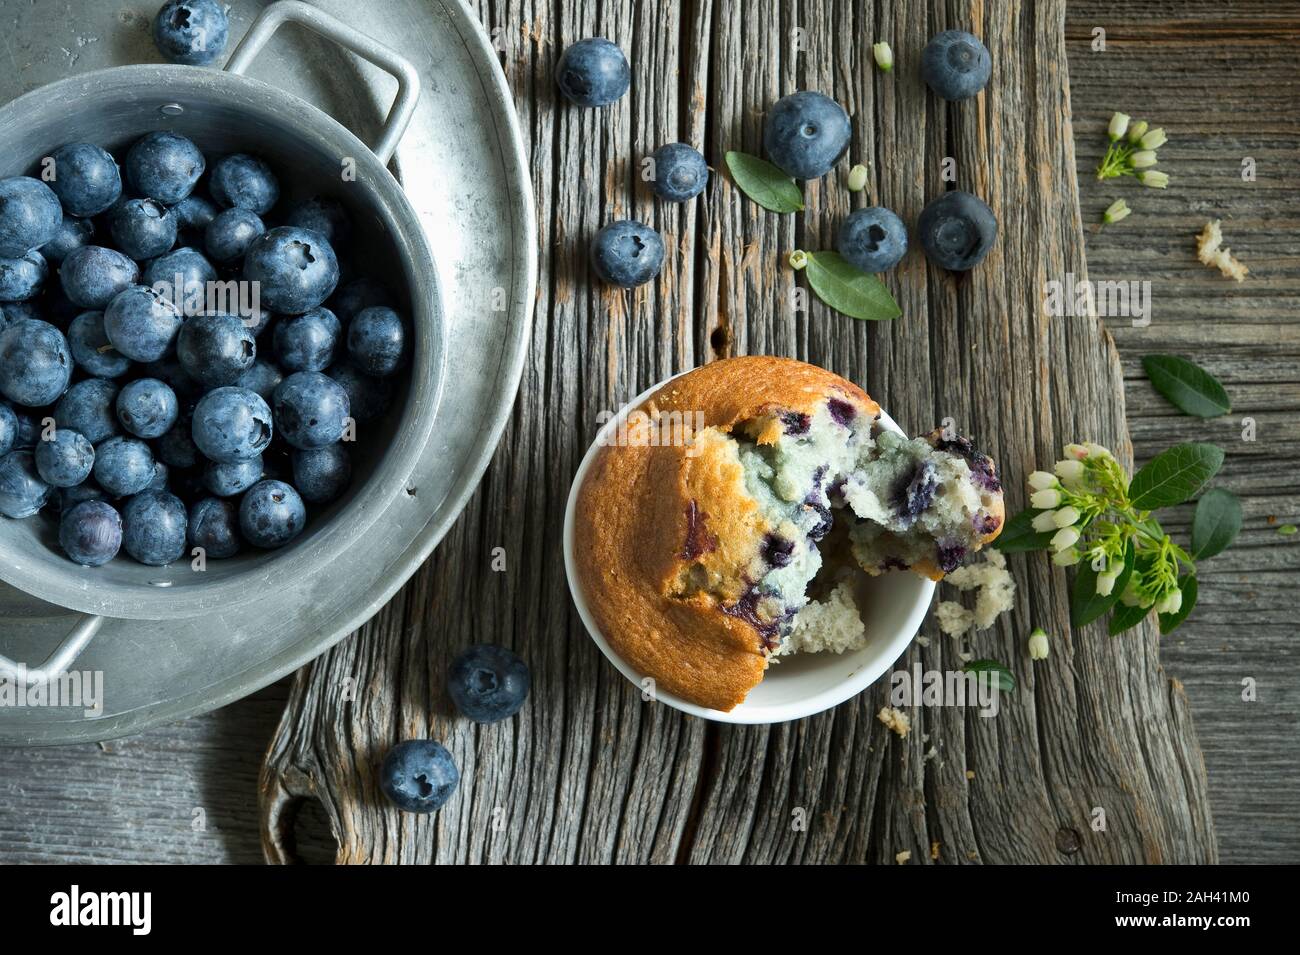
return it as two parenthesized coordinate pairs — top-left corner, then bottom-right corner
(42, 143), (121, 219)
(143, 246), (217, 303)
(124, 132), (204, 206)
(555, 38), (630, 108)
(590, 220), (664, 288)
(57, 499), (122, 566)
(60, 246), (140, 309)
(346, 306), (405, 377)
(191, 386), (272, 462)
(122, 489), (187, 565)
(203, 455), (262, 497)
(0, 403), (16, 456)
(894, 461), (938, 528)
(921, 30), (991, 101)
(650, 143), (709, 201)
(837, 206), (908, 273)
(209, 154), (279, 215)
(291, 444), (350, 504)
(177, 313), (256, 387)
(40, 216), (95, 265)
(916, 190), (997, 271)
(780, 410), (811, 435)
(762, 533), (795, 567)
(0, 450), (51, 517)
(147, 460), (170, 491)
(763, 91), (851, 180)
(235, 359), (283, 401)
(155, 419), (200, 470)
(116, 377), (179, 439)
(188, 496), (240, 558)
(327, 278), (391, 323)
(447, 644), (530, 723)
(103, 285), (183, 361)
(242, 227), (339, 315)
(273, 307), (340, 372)
(936, 540), (967, 573)
(153, 0), (229, 66)
(826, 398), (856, 427)
(35, 428), (94, 487)
(205, 207), (265, 263)
(93, 436), (155, 497)
(0, 319), (72, 407)
(55, 378), (120, 444)
(238, 478), (305, 548)
(0, 250), (48, 302)
(9, 405), (41, 448)
(286, 196), (350, 247)
(0, 177), (63, 258)
(110, 198), (177, 260)
(272, 371), (349, 450)
(378, 740), (459, 813)
(326, 361), (391, 423)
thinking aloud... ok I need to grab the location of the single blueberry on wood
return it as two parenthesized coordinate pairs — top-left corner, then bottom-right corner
(447, 644), (531, 723)
(837, 207), (908, 273)
(921, 30), (991, 101)
(763, 91), (851, 180)
(379, 739), (460, 813)
(917, 191), (998, 271)
(555, 38), (630, 108)
(590, 220), (664, 288)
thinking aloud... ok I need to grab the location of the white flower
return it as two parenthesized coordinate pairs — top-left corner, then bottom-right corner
(1028, 470), (1058, 491)
(1083, 442), (1113, 460)
(1095, 571), (1119, 597)
(1064, 443), (1090, 461)
(1120, 579), (1142, 607)
(1028, 627), (1050, 660)
(847, 163), (869, 192)
(1054, 458), (1086, 486)
(1155, 588), (1183, 615)
(1051, 526), (1080, 552)
(1126, 119), (1149, 144)
(1031, 510), (1059, 533)
(1129, 150), (1158, 169)
(1052, 548), (1081, 566)
(1108, 112), (1130, 141)
(1102, 199), (1131, 225)
(1031, 488), (1062, 509)
(872, 41), (893, 72)
(788, 249), (809, 270)
(1138, 170), (1169, 189)
(1139, 127), (1167, 150)
(1053, 506), (1081, 528)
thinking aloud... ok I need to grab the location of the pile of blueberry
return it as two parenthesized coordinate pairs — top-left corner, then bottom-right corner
(0, 130), (408, 568)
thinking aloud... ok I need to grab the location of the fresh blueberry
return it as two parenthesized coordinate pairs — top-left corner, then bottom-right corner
(327, 278), (391, 323)
(837, 206), (908, 273)
(44, 143), (121, 218)
(153, 0), (229, 66)
(346, 306), (405, 377)
(286, 196), (350, 247)
(0, 319), (72, 407)
(103, 285), (183, 361)
(650, 143), (709, 201)
(447, 644), (530, 723)
(0, 250), (48, 302)
(143, 246), (217, 304)
(191, 386), (272, 462)
(35, 428), (94, 487)
(9, 405), (41, 448)
(116, 377), (179, 439)
(172, 194), (218, 234)
(272, 371), (349, 450)
(763, 91), (851, 180)
(590, 220), (664, 288)
(921, 30), (991, 101)
(235, 359), (283, 401)
(110, 198), (177, 260)
(204, 207), (265, 263)
(291, 444), (350, 504)
(188, 496), (239, 558)
(60, 246), (140, 309)
(54, 378), (120, 444)
(242, 227), (339, 314)
(58, 499), (122, 566)
(177, 313), (256, 387)
(917, 190), (997, 271)
(40, 216), (95, 265)
(146, 460), (170, 491)
(273, 307), (340, 372)
(238, 478), (305, 548)
(209, 154), (279, 215)
(326, 361), (391, 423)
(203, 455), (262, 497)
(122, 489), (187, 565)
(0, 450), (51, 517)
(555, 38), (630, 108)
(0, 177), (63, 258)
(155, 418), (200, 470)
(378, 740), (459, 813)
(126, 131), (205, 205)
(93, 435), (156, 497)
(0, 403), (16, 457)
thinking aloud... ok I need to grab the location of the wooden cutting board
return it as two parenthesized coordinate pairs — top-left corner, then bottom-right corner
(259, 0), (1215, 863)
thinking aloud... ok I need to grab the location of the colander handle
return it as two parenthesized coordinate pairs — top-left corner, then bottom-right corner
(0, 615), (104, 688)
(224, 0), (422, 166)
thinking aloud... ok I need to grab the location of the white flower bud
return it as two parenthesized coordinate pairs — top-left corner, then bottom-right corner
(1053, 506), (1081, 528)
(1031, 510), (1059, 533)
(1064, 443), (1090, 461)
(1052, 547), (1081, 566)
(1054, 459), (1085, 485)
(1138, 170), (1170, 189)
(1126, 119), (1149, 144)
(1129, 150), (1158, 169)
(788, 249), (809, 270)
(872, 41), (893, 72)
(1102, 199), (1131, 225)
(1028, 627), (1050, 660)
(1139, 127), (1167, 150)
(1051, 526), (1080, 552)
(1083, 442), (1113, 460)
(847, 163), (869, 192)
(1028, 470), (1058, 491)
(1108, 112), (1130, 141)
(1095, 571), (1118, 597)
(1156, 588), (1183, 615)
(1030, 488), (1062, 509)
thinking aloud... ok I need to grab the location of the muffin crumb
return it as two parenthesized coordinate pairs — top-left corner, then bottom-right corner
(877, 706), (911, 738)
(1196, 220), (1249, 282)
(895, 850), (912, 864)
(934, 549), (1015, 637)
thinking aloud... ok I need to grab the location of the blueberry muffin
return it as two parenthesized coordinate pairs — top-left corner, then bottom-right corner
(573, 357), (1003, 711)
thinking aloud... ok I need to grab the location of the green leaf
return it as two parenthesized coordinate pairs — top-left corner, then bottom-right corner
(1108, 601), (1151, 636)
(963, 660), (1016, 693)
(993, 509), (1055, 553)
(1128, 443), (1224, 510)
(1280, 524), (1298, 536)
(1141, 355), (1231, 418)
(1158, 574), (1198, 635)
(724, 151), (804, 213)
(1190, 488), (1242, 560)
(1071, 540), (1135, 628)
(803, 251), (902, 321)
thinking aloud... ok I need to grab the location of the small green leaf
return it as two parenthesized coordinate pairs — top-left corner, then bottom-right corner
(1109, 601), (1150, 636)
(1278, 524), (1297, 536)
(1141, 355), (1231, 418)
(1070, 540), (1135, 628)
(1190, 488), (1242, 560)
(993, 509), (1055, 553)
(963, 660), (1016, 693)
(803, 251), (902, 321)
(1128, 443), (1224, 510)
(1158, 574), (1198, 635)
(724, 151), (804, 213)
